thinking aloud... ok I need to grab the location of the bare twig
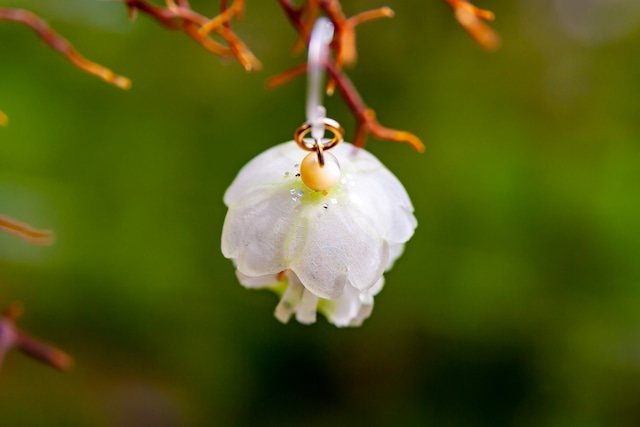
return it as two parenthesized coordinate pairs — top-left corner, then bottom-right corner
(272, 0), (424, 151)
(0, 215), (54, 246)
(0, 219), (69, 371)
(444, 0), (500, 50)
(0, 7), (130, 123)
(0, 8), (131, 89)
(123, 0), (261, 71)
(0, 302), (73, 371)
(325, 62), (424, 151)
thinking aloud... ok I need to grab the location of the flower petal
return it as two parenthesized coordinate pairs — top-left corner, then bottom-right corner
(236, 271), (278, 289)
(222, 188), (297, 277)
(295, 288), (319, 324)
(318, 277), (383, 327)
(222, 141), (417, 327)
(223, 143), (301, 207)
(287, 201), (389, 298)
(274, 278), (304, 323)
(335, 145), (417, 244)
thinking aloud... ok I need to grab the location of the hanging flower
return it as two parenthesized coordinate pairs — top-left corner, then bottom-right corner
(221, 141), (416, 327)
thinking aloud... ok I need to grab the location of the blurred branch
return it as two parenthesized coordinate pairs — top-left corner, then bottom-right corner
(0, 220), (69, 372)
(0, 302), (73, 371)
(0, 8), (130, 88)
(270, 0), (498, 149)
(0, 7), (130, 124)
(123, 0), (261, 71)
(271, 0), (424, 151)
(0, 215), (54, 246)
(444, 0), (500, 50)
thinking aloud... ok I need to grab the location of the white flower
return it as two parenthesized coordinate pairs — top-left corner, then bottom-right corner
(221, 141), (416, 327)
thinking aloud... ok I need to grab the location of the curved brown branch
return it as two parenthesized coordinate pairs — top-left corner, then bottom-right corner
(124, 0), (261, 71)
(278, 0), (393, 90)
(0, 215), (54, 246)
(0, 8), (131, 89)
(0, 224), (69, 371)
(273, 1), (423, 151)
(0, 302), (72, 371)
(0, 7), (131, 123)
(326, 63), (424, 151)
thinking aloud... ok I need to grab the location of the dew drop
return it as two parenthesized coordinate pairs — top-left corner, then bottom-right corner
(290, 189), (296, 195)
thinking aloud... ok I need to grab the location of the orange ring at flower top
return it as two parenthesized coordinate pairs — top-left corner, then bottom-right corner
(294, 118), (344, 155)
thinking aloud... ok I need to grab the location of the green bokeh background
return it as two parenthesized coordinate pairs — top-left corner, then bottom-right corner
(2, 0), (640, 425)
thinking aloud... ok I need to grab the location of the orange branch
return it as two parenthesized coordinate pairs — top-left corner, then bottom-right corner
(0, 8), (131, 89)
(0, 215), (54, 246)
(198, 0), (244, 36)
(274, 1), (423, 151)
(124, 0), (261, 71)
(326, 63), (424, 152)
(443, 0), (500, 50)
(266, 62), (307, 88)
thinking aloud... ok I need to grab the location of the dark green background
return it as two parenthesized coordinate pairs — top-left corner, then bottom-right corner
(2, 0), (640, 425)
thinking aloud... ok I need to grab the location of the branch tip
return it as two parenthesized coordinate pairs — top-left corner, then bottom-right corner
(0, 215), (55, 246)
(0, 7), (131, 91)
(445, 0), (500, 50)
(125, 0), (259, 70)
(1, 303), (73, 372)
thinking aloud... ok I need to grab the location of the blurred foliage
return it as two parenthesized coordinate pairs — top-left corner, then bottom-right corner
(2, 0), (640, 426)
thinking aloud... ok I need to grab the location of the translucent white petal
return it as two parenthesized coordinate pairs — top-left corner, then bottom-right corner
(318, 278), (382, 327)
(367, 276), (386, 297)
(319, 283), (362, 327)
(224, 143), (302, 207)
(387, 243), (406, 271)
(222, 188), (296, 277)
(274, 279), (304, 324)
(287, 201), (389, 298)
(295, 289), (319, 324)
(221, 141), (417, 327)
(349, 302), (373, 327)
(236, 271), (278, 289)
(333, 145), (417, 244)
